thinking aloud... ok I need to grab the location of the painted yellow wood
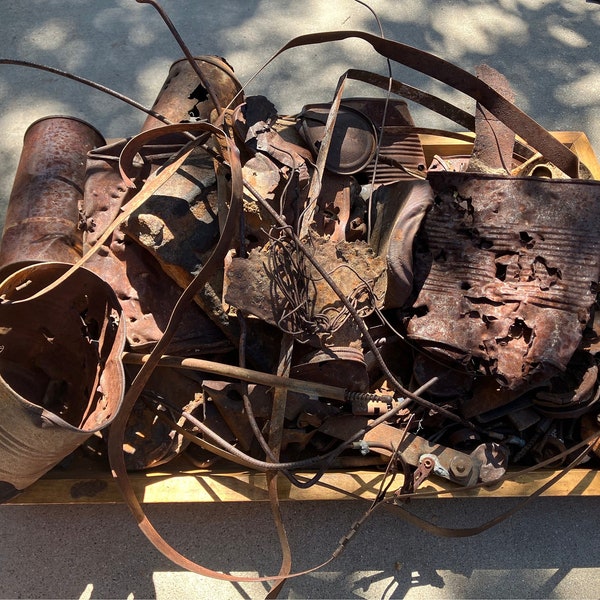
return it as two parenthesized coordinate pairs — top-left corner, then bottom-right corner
(419, 131), (600, 179)
(8, 466), (600, 505)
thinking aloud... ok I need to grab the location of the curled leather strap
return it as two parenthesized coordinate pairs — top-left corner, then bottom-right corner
(260, 30), (580, 177)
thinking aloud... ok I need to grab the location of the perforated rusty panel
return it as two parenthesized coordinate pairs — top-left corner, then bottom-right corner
(407, 172), (600, 391)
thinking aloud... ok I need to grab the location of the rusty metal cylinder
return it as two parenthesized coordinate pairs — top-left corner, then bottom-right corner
(141, 56), (243, 131)
(0, 262), (126, 502)
(0, 116), (105, 273)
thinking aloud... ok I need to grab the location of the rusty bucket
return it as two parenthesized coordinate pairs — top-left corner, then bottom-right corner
(0, 262), (126, 502)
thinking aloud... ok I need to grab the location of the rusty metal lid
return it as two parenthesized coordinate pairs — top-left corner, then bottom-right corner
(298, 103), (377, 175)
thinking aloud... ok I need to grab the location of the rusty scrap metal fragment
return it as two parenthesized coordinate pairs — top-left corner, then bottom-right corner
(121, 57), (245, 348)
(0, 262), (126, 502)
(123, 149), (221, 284)
(341, 98), (427, 185)
(82, 151), (227, 354)
(407, 171), (600, 394)
(121, 366), (205, 470)
(224, 235), (387, 348)
(468, 64), (516, 175)
(140, 56), (242, 131)
(319, 415), (505, 486)
(298, 103), (377, 175)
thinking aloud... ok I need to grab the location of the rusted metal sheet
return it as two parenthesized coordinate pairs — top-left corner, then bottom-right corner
(140, 56), (242, 131)
(468, 64), (515, 175)
(122, 149), (221, 286)
(407, 172), (600, 395)
(224, 236), (387, 348)
(82, 150), (227, 355)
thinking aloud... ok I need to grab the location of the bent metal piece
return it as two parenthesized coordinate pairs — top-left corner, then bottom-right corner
(0, 116), (105, 273)
(268, 30), (581, 178)
(0, 262), (126, 503)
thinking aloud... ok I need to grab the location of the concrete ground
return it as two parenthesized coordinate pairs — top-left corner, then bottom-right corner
(1, 1), (600, 598)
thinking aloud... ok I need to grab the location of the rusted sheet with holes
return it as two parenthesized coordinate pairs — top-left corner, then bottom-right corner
(407, 172), (600, 393)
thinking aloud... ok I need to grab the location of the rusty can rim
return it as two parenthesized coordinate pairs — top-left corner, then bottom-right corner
(24, 115), (106, 146)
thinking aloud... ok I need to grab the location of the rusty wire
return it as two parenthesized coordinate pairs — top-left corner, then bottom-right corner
(0, 59), (175, 127)
(266, 230), (331, 342)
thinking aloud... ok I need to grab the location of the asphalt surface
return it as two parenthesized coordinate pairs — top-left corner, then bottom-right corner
(1, 1), (600, 598)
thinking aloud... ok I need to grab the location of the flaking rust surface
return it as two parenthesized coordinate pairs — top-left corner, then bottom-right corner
(408, 172), (600, 391)
(225, 237), (387, 347)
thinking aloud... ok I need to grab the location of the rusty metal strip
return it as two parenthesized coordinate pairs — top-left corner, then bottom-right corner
(258, 30), (579, 177)
(266, 334), (295, 597)
(346, 68), (475, 131)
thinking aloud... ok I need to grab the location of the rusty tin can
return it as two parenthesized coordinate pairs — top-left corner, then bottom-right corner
(0, 116), (105, 274)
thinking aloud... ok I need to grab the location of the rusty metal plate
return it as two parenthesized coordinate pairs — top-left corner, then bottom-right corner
(407, 172), (600, 394)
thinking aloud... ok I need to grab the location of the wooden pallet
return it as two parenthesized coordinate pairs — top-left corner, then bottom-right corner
(7, 131), (600, 505)
(8, 450), (600, 504)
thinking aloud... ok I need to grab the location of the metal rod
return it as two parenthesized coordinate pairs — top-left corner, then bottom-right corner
(122, 351), (350, 402)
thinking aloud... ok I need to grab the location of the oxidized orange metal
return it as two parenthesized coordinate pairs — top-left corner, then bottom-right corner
(408, 172), (600, 396)
(0, 116), (104, 273)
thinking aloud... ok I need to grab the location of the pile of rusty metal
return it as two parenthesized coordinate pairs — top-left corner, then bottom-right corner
(2, 15), (600, 577)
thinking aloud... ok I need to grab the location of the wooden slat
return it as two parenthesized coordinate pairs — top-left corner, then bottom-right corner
(8, 466), (600, 505)
(419, 130), (600, 179)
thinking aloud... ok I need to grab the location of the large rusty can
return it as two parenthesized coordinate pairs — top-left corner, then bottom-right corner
(0, 262), (126, 502)
(140, 55), (242, 131)
(0, 116), (105, 274)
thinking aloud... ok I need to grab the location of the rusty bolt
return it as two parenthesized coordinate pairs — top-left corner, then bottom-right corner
(449, 456), (472, 479)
